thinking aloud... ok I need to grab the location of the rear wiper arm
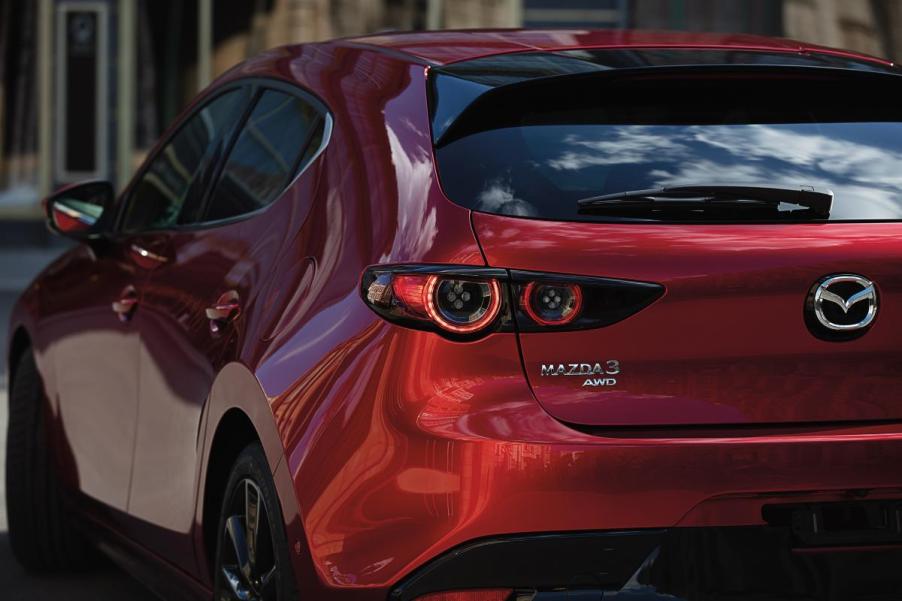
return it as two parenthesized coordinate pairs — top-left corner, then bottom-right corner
(577, 185), (833, 218)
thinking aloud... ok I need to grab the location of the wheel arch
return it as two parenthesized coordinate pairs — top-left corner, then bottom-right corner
(200, 406), (259, 579)
(195, 361), (306, 585)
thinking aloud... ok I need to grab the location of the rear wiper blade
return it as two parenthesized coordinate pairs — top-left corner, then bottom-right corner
(577, 185), (833, 218)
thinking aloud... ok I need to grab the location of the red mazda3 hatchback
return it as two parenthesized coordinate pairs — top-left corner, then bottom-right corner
(7, 29), (902, 601)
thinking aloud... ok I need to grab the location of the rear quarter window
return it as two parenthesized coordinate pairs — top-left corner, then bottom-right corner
(206, 89), (323, 222)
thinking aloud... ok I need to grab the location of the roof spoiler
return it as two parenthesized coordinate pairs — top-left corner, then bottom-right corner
(427, 49), (902, 145)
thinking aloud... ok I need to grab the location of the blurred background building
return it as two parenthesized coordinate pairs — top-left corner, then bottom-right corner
(0, 0), (901, 372)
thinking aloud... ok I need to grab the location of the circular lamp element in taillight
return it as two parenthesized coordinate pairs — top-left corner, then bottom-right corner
(425, 276), (502, 334)
(522, 281), (582, 326)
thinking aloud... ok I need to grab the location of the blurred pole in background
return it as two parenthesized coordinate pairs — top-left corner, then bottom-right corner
(117, 0), (136, 192)
(198, 0), (213, 89)
(427, 0), (442, 30)
(508, 0), (523, 28)
(0, 1), (8, 178)
(37, 0), (51, 200)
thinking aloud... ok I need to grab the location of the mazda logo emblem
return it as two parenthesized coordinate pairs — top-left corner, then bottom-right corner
(805, 274), (877, 340)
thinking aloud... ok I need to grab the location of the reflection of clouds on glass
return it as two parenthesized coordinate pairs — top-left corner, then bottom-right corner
(693, 124), (902, 187)
(541, 123), (902, 219)
(477, 179), (535, 217)
(549, 129), (691, 170)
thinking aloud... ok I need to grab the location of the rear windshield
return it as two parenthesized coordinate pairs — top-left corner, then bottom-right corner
(433, 71), (902, 222)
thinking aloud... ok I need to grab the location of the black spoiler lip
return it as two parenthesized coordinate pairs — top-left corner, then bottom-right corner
(429, 61), (902, 145)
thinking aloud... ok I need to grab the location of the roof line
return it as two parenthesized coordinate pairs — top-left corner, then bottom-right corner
(434, 42), (894, 68)
(334, 39), (438, 66)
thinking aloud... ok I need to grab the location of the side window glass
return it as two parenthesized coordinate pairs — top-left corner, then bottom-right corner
(120, 89), (246, 233)
(205, 90), (321, 222)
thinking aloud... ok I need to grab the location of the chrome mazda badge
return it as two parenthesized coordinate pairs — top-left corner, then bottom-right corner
(806, 274), (877, 340)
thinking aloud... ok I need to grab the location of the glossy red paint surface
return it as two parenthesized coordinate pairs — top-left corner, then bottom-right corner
(5, 29), (902, 600)
(475, 214), (902, 427)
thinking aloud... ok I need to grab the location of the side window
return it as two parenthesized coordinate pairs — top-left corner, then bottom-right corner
(120, 89), (247, 233)
(205, 90), (322, 222)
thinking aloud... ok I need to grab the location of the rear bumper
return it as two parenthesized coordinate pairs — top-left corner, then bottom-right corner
(291, 412), (902, 596)
(390, 526), (902, 600)
(281, 329), (902, 596)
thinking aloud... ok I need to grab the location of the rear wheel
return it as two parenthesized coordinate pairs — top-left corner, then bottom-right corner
(5, 349), (93, 570)
(214, 443), (298, 601)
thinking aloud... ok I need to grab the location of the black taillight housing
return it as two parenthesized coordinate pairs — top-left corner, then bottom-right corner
(362, 265), (512, 340)
(361, 264), (663, 340)
(508, 270), (664, 333)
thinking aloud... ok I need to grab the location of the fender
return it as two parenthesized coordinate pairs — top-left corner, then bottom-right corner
(192, 362), (311, 587)
(194, 362), (352, 596)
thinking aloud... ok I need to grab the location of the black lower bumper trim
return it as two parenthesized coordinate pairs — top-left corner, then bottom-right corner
(389, 530), (662, 600)
(390, 526), (902, 601)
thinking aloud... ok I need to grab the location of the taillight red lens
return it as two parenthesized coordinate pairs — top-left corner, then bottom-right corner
(361, 266), (509, 338)
(425, 275), (502, 334)
(415, 589), (513, 601)
(521, 281), (582, 326)
(392, 274), (430, 316)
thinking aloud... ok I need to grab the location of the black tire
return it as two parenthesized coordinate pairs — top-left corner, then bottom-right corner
(214, 442), (298, 601)
(5, 349), (93, 571)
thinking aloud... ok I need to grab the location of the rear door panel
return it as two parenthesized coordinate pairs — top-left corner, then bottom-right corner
(475, 213), (902, 427)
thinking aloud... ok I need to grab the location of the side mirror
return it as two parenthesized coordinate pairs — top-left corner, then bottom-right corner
(44, 181), (114, 240)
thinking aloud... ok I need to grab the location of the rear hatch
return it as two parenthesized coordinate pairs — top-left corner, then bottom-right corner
(431, 49), (902, 429)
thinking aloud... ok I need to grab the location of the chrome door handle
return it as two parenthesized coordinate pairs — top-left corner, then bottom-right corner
(206, 291), (241, 334)
(112, 286), (139, 322)
(205, 301), (241, 322)
(130, 243), (168, 264)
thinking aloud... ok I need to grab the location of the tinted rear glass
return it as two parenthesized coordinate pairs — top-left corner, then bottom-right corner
(433, 71), (902, 222)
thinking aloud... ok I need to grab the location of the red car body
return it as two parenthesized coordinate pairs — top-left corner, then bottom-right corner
(8, 29), (902, 600)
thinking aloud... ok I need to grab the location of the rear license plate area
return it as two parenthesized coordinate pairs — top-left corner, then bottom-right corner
(763, 500), (902, 547)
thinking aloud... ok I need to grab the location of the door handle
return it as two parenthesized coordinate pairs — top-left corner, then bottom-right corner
(206, 291), (241, 334)
(112, 286), (138, 322)
(130, 243), (168, 263)
(130, 243), (169, 270)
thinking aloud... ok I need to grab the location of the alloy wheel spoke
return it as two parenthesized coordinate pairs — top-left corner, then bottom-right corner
(219, 478), (276, 601)
(260, 565), (278, 599)
(226, 515), (255, 587)
(245, 480), (261, 576)
(221, 565), (254, 601)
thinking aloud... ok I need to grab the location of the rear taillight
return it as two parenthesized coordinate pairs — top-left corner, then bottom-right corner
(520, 281), (582, 326)
(361, 265), (663, 339)
(508, 270), (664, 333)
(424, 275), (503, 333)
(363, 265), (510, 339)
(415, 590), (513, 601)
